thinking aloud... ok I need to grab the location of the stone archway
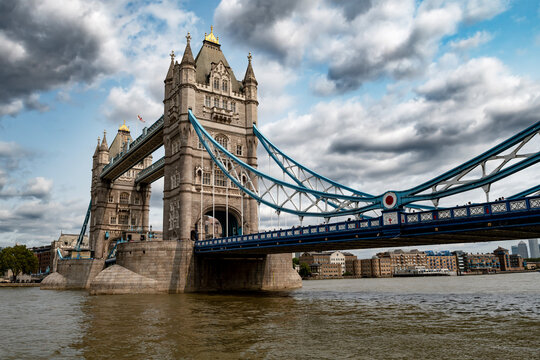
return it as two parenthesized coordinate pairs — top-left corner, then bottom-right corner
(195, 206), (241, 240)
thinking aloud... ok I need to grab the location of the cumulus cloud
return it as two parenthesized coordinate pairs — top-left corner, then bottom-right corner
(216, 0), (511, 95)
(261, 56), (540, 205)
(0, 0), (122, 117)
(449, 31), (493, 51)
(0, 199), (89, 248)
(98, 0), (198, 124)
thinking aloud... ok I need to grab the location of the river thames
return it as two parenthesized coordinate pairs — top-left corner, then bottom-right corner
(0, 272), (538, 359)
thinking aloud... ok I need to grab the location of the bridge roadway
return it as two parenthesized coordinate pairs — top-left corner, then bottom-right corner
(194, 196), (540, 255)
(101, 116), (164, 181)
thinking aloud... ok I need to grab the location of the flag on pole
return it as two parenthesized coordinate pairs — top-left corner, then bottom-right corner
(137, 115), (145, 123)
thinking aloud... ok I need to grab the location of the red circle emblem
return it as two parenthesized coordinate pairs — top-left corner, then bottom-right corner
(382, 192), (397, 209)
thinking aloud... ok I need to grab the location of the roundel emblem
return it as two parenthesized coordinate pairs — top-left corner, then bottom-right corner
(382, 192), (397, 209)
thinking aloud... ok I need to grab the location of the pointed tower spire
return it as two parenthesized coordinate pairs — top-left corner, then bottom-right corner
(94, 136), (101, 156)
(100, 130), (108, 151)
(180, 32), (195, 66)
(243, 52), (257, 85)
(166, 50), (175, 80)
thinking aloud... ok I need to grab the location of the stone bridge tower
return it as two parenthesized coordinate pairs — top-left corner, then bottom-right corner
(90, 124), (152, 259)
(163, 29), (259, 243)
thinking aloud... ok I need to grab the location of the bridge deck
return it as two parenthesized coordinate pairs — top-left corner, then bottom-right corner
(101, 116), (164, 181)
(195, 197), (540, 255)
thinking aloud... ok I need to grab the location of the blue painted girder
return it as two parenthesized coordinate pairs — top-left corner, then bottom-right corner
(195, 197), (540, 254)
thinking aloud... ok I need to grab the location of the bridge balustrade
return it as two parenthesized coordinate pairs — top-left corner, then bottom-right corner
(194, 196), (540, 253)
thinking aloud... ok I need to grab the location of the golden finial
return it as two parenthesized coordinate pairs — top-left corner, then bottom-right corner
(204, 25), (219, 44)
(119, 120), (130, 132)
(170, 50), (175, 61)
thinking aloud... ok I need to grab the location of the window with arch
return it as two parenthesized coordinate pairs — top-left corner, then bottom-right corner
(223, 100), (228, 109)
(213, 78), (219, 89)
(215, 134), (228, 150)
(214, 97), (219, 107)
(231, 102), (236, 113)
(119, 192), (129, 204)
(205, 96), (211, 107)
(222, 80), (228, 92)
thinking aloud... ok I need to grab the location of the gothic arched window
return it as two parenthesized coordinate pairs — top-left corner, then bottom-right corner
(215, 134), (228, 150)
(222, 80), (228, 92)
(213, 78), (219, 89)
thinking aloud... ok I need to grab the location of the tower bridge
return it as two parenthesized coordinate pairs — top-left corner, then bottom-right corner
(41, 28), (540, 294)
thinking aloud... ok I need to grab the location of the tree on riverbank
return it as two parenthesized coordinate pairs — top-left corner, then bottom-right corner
(299, 262), (311, 278)
(0, 245), (38, 282)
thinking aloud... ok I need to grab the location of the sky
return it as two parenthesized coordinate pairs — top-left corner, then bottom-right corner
(1, 0), (540, 258)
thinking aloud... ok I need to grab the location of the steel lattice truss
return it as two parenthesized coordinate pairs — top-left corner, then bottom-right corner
(189, 110), (540, 218)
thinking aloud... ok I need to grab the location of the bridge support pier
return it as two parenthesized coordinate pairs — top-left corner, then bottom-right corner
(87, 240), (301, 294)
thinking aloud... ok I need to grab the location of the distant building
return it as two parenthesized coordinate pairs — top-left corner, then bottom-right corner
(452, 250), (466, 275)
(309, 263), (342, 277)
(30, 245), (52, 274)
(342, 252), (358, 274)
(511, 245), (519, 255)
(425, 251), (457, 273)
(377, 249), (427, 274)
(528, 239), (540, 258)
(359, 258), (392, 278)
(463, 253), (500, 273)
(516, 241), (529, 259)
(493, 247), (524, 271)
(300, 251), (347, 274)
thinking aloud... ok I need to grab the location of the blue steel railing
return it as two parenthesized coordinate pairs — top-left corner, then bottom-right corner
(194, 196), (540, 251)
(101, 115), (164, 178)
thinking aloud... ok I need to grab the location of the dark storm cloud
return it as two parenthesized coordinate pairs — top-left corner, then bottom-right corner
(0, 1), (113, 115)
(329, 0), (372, 21)
(215, 0), (310, 62)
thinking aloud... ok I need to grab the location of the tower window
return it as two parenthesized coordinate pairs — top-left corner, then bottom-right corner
(216, 135), (228, 150)
(223, 100), (228, 109)
(236, 145), (242, 156)
(110, 216), (116, 224)
(203, 172), (211, 185)
(214, 78), (219, 89)
(222, 80), (228, 92)
(119, 214), (129, 225)
(205, 96), (211, 107)
(120, 192), (129, 204)
(108, 194), (114, 203)
(214, 169), (227, 187)
(214, 97), (219, 107)
(231, 102), (236, 113)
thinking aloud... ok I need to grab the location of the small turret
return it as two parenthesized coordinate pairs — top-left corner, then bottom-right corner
(243, 53), (258, 112)
(100, 130), (108, 151)
(166, 50), (175, 81)
(180, 33), (196, 67)
(98, 130), (109, 164)
(243, 52), (257, 86)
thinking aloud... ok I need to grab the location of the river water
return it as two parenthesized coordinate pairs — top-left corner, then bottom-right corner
(0, 272), (538, 359)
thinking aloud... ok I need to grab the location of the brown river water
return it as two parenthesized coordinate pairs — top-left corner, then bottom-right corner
(0, 272), (538, 359)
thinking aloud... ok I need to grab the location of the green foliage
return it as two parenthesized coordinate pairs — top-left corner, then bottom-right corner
(292, 257), (300, 267)
(299, 262), (311, 278)
(343, 271), (352, 276)
(0, 245), (38, 281)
